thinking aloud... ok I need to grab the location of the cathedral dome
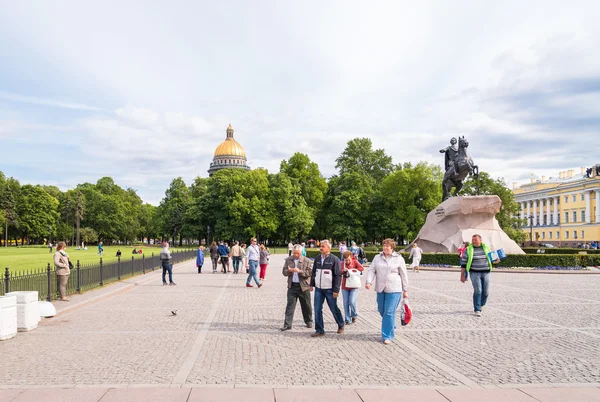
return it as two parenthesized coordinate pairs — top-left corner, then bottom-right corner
(213, 124), (247, 157)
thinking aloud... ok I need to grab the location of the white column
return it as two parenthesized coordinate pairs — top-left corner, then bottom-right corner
(595, 189), (600, 223)
(521, 202), (526, 222)
(553, 196), (559, 225)
(532, 200), (538, 226)
(585, 191), (591, 224)
(539, 199), (544, 226)
(527, 200), (532, 225)
(546, 198), (551, 226)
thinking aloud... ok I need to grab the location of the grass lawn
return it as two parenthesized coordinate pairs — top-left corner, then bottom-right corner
(0, 245), (192, 275)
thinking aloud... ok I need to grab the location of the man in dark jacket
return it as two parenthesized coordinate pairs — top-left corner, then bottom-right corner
(281, 245), (313, 331)
(309, 240), (345, 337)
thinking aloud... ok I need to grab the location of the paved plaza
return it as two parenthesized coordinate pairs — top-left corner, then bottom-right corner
(1, 254), (600, 401)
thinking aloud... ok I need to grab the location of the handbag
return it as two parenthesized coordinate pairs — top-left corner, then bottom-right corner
(400, 299), (412, 326)
(345, 269), (362, 289)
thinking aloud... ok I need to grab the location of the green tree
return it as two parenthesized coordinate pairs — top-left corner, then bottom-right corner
(1, 177), (20, 246)
(15, 185), (60, 243)
(159, 177), (190, 245)
(460, 171), (526, 243)
(280, 153), (328, 216)
(269, 172), (314, 242)
(370, 162), (443, 243)
(335, 138), (395, 185)
(79, 227), (99, 244)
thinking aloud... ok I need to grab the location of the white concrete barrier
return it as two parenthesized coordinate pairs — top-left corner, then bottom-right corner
(0, 295), (17, 340)
(6, 291), (39, 332)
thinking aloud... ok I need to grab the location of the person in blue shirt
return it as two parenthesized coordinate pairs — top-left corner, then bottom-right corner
(217, 241), (230, 274)
(196, 245), (205, 274)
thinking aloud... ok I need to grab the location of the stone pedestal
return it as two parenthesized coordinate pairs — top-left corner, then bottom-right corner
(0, 295), (17, 340)
(5, 291), (39, 332)
(408, 195), (525, 254)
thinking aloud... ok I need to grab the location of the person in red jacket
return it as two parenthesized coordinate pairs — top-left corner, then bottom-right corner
(341, 251), (364, 325)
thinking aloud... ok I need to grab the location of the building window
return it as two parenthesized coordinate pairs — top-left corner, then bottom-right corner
(573, 211), (577, 222)
(565, 212), (569, 223)
(542, 232), (545, 239)
(581, 210), (586, 222)
(565, 196), (568, 203)
(566, 231), (569, 239)
(573, 195), (576, 202)
(549, 232), (553, 239)
(557, 231), (560, 239)
(574, 231), (578, 239)
(582, 230), (585, 239)
(581, 194), (585, 201)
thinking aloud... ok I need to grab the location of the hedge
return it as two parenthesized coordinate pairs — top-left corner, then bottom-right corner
(521, 247), (600, 255)
(305, 250), (600, 268)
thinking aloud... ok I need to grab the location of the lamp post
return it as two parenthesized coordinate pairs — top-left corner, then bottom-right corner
(528, 214), (534, 246)
(206, 225), (210, 245)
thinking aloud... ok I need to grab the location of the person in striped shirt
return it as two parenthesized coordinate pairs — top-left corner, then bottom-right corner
(460, 234), (500, 317)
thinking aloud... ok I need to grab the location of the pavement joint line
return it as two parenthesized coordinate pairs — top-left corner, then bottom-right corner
(171, 274), (233, 385)
(52, 260), (194, 318)
(518, 388), (543, 402)
(397, 338), (483, 389)
(435, 389), (453, 402)
(494, 283), (600, 304)
(412, 285), (600, 339)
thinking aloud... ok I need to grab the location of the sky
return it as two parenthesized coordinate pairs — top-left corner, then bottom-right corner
(1, 1), (599, 204)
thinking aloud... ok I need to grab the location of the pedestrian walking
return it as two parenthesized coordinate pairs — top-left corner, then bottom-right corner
(53, 242), (71, 301)
(48, 241), (53, 253)
(231, 241), (242, 274)
(288, 241), (293, 257)
(341, 251), (364, 325)
(240, 243), (247, 272)
(259, 244), (270, 281)
(97, 241), (104, 256)
(196, 245), (205, 273)
(339, 241), (347, 260)
(209, 242), (219, 273)
(281, 245), (313, 331)
(160, 241), (176, 286)
(217, 241), (229, 274)
(301, 242), (307, 257)
(409, 243), (423, 273)
(309, 240), (345, 337)
(245, 238), (262, 288)
(365, 238), (408, 345)
(460, 234), (500, 317)
(349, 241), (360, 258)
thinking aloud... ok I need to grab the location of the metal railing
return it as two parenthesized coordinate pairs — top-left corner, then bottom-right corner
(1, 249), (197, 301)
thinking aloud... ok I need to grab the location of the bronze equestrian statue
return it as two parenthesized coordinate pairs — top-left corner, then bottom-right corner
(440, 136), (479, 201)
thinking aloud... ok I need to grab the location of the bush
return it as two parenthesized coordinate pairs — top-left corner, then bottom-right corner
(305, 250), (600, 268)
(522, 247), (600, 255)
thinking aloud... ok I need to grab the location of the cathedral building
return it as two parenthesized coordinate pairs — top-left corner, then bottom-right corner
(208, 124), (250, 176)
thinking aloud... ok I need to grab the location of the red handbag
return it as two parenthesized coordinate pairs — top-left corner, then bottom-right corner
(401, 299), (412, 326)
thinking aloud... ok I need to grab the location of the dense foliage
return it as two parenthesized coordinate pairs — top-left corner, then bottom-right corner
(0, 138), (525, 246)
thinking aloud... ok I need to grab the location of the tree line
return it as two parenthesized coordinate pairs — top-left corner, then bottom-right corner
(0, 138), (525, 247)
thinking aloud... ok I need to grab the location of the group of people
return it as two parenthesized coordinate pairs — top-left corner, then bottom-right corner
(281, 234), (500, 343)
(198, 240), (271, 284)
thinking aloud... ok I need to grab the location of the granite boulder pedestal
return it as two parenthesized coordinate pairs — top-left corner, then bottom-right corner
(407, 195), (525, 254)
(0, 295), (17, 340)
(5, 291), (40, 332)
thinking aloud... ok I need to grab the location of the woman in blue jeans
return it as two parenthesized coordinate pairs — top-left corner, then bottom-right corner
(365, 238), (409, 345)
(341, 251), (364, 325)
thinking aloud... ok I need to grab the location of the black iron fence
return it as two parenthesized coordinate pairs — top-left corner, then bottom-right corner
(1, 249), (197, 301)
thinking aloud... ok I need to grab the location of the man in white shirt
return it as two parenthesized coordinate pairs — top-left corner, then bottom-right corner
(281, 245), (313, 331)
(245, 238), (262, 288)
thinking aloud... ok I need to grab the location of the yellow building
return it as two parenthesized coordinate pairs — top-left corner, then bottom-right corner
(208, 124), (250, 176)
(513, 166), (600, 246)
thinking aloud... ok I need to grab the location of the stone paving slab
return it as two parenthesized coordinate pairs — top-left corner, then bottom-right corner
(520, 387), (600, 401)
(100, 387), (191, 402)
(437, 388), (537, 401)
(357, 389), (449, 402)
(11, 388), (108, 402)
(2, 254), (600, 392)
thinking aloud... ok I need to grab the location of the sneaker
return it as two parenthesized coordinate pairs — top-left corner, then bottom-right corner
(306, 323), (313, 329)
(169, 282), (177, 286)
(59, 297), (71, 302)
(311, 332), (324, 338)
(352, 317), (357, 323)
(383, 339), (391, 345)
(162, 282), (168, 286)
(337, 326), (344, 334)
(258, 283), (263, 288)
(280, 326), (291, 331)
(246, 283), (253, 288)
(474, 311), (482, 317)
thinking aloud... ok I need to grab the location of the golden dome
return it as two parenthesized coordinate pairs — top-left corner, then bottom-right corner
(213, 124), (247, 158)
(214, 138), (247, 157)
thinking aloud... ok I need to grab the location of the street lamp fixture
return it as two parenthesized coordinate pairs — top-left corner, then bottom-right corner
(528, 214), (534, 246)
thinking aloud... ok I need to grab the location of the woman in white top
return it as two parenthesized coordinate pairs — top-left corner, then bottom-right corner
(366, 238), (409, 344)
(409, 243), (423, 273)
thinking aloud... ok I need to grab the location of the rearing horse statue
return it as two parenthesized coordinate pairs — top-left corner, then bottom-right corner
(441, 136), (478, 201)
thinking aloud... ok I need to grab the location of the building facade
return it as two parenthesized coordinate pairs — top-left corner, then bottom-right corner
(207, 124), (250, 177)
(513, 166), (600, 246)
